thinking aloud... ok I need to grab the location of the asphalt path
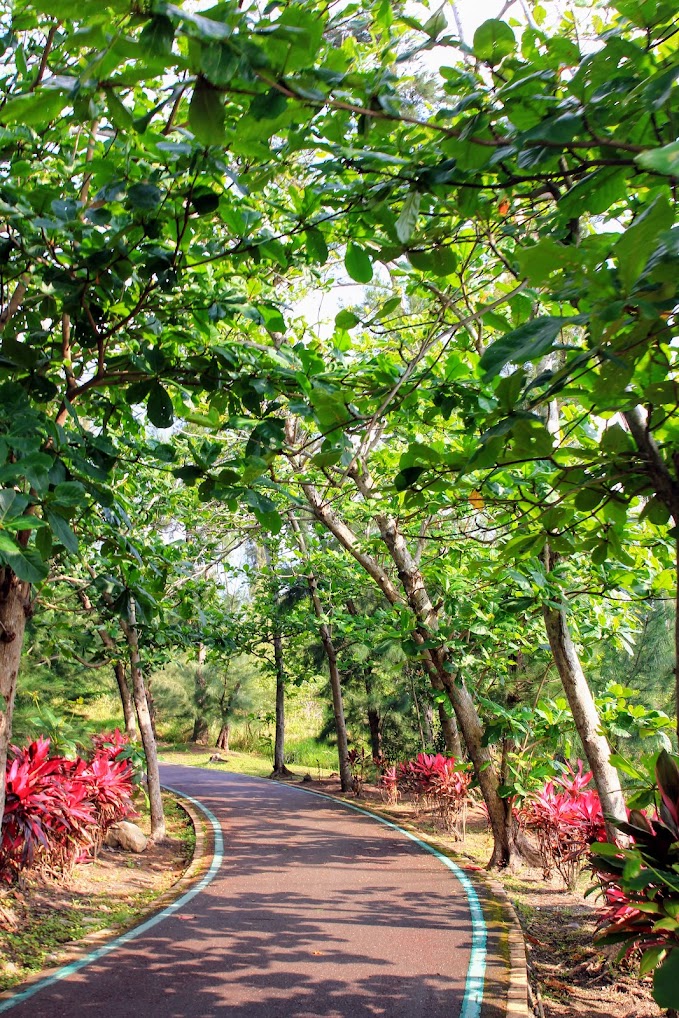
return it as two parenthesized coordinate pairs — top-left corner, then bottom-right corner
(4, 764), (481, 1018)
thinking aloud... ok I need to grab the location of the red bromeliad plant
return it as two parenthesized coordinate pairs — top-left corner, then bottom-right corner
(519, 761), (606, 890)
(590, 750), (679, 1012)
(1, 733), (136, 884)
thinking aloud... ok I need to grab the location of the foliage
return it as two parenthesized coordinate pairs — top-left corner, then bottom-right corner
(590, 750), (679, 1010)
(381, 752), (472, 836)
(520, 761), (606, 890)
(1, 732), (135, 884)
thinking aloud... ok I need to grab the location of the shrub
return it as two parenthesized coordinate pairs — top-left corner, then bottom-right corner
(519, 760), (605, 890)
(590, 750), (679, 1012)
(378, 752), (471, 837)
(1, 733), (135, 885)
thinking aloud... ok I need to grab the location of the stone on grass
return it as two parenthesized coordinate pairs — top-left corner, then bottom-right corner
(105, 821), (148, 854)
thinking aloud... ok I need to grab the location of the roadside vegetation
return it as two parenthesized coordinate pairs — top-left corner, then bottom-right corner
(1, 0), (678, 1013)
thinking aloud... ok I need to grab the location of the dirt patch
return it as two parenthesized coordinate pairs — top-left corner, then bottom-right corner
(0, 794), (193, 992)
(298, 775), (662, 1018)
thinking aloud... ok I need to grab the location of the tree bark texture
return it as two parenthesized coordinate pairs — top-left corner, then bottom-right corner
(0, 568), (30, 829)
(438, 703), (463, 758)
(271, 631), (292, 776)
(121, 600), (165, 841)
(542, 601), (627, 839)
(96, 627), (137, 740)
(113, 660), (138, 741)
(622, 407), (679, 743)
(423, 702), (434, 748)
(289, 514), (352, 791)
(216, 722), (230, 752)
(192, 643), (209, 744)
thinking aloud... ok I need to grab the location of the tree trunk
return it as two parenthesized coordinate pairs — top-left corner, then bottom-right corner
(623, 406), (679, 742)
(423, 702), (434, 747)
(376, 513), (529, 867)
(438, 703), (463, 758)
(96, 626), (137, 741)
(299, 479), (526, 867)
(145, 681), (157, 739)
(192, 643), (209, 745)
(0, 568), (30, 829)
(114, 660), (138, 741)
(321, 625), (352, 792)
(121, 600), (165, 841)
(216, 722), (230, 752)
(288, 514), (351, 791)
(367, 705), (382, 761)
(271, 631), (292, 777)
(543, 600), (627, 840)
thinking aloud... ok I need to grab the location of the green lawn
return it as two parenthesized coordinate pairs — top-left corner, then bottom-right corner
(157, 744), (338, 780)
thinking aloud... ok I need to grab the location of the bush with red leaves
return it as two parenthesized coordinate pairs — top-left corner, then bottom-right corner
(1, 732), (136, 884)
(518, 760), (606, 889)
(379, 752), (471, 836)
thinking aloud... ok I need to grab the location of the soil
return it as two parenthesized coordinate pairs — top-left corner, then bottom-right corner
(298, 773), (664, 1018)
(0, 794), (193, 992)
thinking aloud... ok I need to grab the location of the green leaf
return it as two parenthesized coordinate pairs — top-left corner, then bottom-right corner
(335, 309), (360, 330)
(127, 183), (162, 211)
(473, 19), (516, 63)
(0, 89), (69, 127)
(640, 946), (665, 977)
(0, 533), (48, 583)
(558, 168), (628, 217)
(345, 244), (373, 283)
(305, 228), (328, 265)
(51, 482), (86, 508)
(480, 317), (577, 379)
(653, 949), (679, 1010)
(636, 141), (679, 178)
(249, 90), (288, 121)
(45, 510), (78, 554)
(147, 383), (174, 428)
(139, 15), (175, 56)
(165, 4), (233, 41)
(189, 77), (225, 146)
(516, 239), (574, 285)
(190, 188), (220, 215)
(615, 193), (674, 291)
(105, 89), (134, 129)
(409, 247), (458, 276)
(396, 191), (421, 244)
(200, 44), (240, 86)
(423, 6), (447, 39)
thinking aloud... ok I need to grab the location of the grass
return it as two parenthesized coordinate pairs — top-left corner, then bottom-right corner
(158, 743), (339, 780)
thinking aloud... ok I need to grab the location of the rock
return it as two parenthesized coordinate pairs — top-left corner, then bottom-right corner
(302, 773), (313, 783)
(104, 821), (148, 854)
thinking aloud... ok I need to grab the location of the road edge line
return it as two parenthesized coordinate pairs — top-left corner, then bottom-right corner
(288, 782), (491, 1018)
(0, 786), (223, 1014)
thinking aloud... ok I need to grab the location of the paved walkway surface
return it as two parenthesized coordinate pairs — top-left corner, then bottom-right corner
(5, 765), (479, 1017)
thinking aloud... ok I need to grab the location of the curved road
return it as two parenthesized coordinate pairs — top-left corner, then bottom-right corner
(2, 765), (485, 1018)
